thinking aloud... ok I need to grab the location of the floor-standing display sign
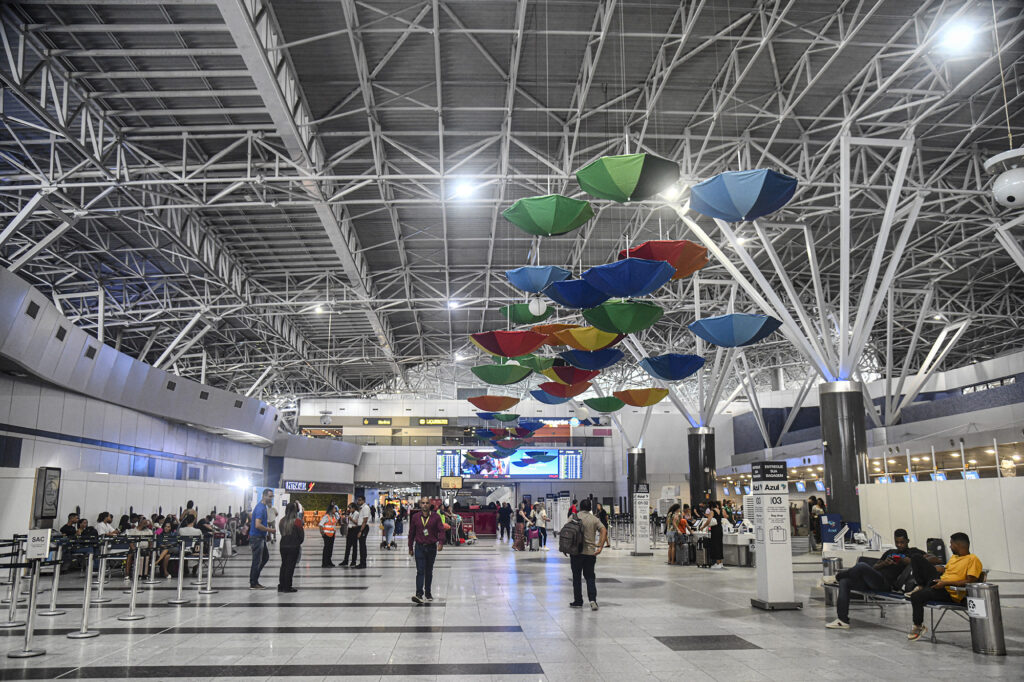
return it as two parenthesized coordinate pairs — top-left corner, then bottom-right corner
(750, 461), (802, 611)
(554, 491), (571, 533)
(632, 483), (652, 556)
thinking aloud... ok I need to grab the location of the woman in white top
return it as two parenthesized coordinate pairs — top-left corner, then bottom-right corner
(531, 503), (549, 549)
(95, 512), (118, 536)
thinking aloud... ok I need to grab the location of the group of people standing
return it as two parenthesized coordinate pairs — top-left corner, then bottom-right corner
(317, 496), (372, 568)
(496, 501), (550, 551)
(663, 500), (727, 569)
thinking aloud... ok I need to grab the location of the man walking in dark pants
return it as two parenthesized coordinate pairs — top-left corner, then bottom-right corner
(497, 502), (512, 542)
(569, 499), (607, 611)
(248, 488), (275, 589)
(408, 497), (445, 604)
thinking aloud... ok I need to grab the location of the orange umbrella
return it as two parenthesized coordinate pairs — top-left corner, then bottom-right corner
(550, 326), (625, 351)
(613, 388), (670, 407)
(618, 240), (709, 280)
(540, 366), (601, 385)
(467, 395), (521, 411)
(537, 381), (591, 399)
(531, 323), (583, 346)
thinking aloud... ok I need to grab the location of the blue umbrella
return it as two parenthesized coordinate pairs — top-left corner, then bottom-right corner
(559, 348), (624, 371)
(543, 279), (610, 309)
(688, 313), (782, 347)
(689, 169), (797, 222)
(476, 411), (497, 420)
(518, 419), (545, 432)
(639, 353), (705, 381)
(581, 258), (676, 298)
(505, 265), (571, 294)
(530, 389), (572, 405)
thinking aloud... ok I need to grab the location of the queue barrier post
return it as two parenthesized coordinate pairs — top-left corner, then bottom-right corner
(0, 539), (25, 629)
(38, 543), (66, 617)
(7, 558), (45, 658)
(1, 540), (27, 606)
(198, 536), (217, 595)
(190, 538), (205, 586)
(91, 545), (111, 605)
(67, 550), (100, 640)
(142, 540), (161, 586)
(167, 537), (190, 605)
(117, 542), (145, 622)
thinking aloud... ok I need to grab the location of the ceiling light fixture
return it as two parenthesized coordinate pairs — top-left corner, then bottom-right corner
(454, 182), (475, 198)
(314, 305), (324, 314)
(448, 300), (460, 309)
(940, 21), (976, 52)
(659, 184), (682, 201)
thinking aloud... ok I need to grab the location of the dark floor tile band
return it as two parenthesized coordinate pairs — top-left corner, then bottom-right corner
(58, 601), (442, 609)
(0, 662), (543, 680)
(0, 624), (521, 637)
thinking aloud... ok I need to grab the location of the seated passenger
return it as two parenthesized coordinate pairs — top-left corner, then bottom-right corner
(906, 532), (982, 641)
(824, 529), (924, 629)
(60, 513), (79, 538)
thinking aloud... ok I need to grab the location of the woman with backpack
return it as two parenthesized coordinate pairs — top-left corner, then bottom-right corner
(381, 504), (397, 549)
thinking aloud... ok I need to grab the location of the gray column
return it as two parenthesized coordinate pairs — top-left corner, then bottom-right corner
(420, 482), (441, 498)
(626, 447), (647, 514)
(818, 381), (867, 524)
(688, 427), (716, 506)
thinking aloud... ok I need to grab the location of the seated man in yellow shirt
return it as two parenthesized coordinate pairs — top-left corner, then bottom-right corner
(906, 532), (982, 641)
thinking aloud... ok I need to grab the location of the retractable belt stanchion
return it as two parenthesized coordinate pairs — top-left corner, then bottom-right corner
(8, 555), (47, 658)
(38, 541), (66, 617)
(68, 548), (99, 640)
(198, 536), (217, 595)
(168, 537), (190, 605)
(143, 540), (161, 586)
(190, 538), (205, 586)
(0, 538), (26, 629)
(1, 538), (27, 606)
(91, 539), (112, 604)
(118, 541), (145, 622)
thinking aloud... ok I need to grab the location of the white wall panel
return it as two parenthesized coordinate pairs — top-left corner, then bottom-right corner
(907, 481), (942, 543)
(999, 479), (1024, 574)
(964, 479), (1010, 573)
(9, 380), (41, 428)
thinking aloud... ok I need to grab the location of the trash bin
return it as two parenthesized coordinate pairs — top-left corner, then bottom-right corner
(822, 557), (842, 606)
(966, 583), (1006, 656)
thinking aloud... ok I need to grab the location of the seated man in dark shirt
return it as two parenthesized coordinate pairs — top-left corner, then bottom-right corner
(59, 512), (79, 538)
(824, 528), (924, 629)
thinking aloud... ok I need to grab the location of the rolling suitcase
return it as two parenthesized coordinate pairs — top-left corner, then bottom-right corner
(926, 538), (947, 562)
(528, 528), (540, 551)
(695, 537), (711, 568)
(674, 536), (690, 566)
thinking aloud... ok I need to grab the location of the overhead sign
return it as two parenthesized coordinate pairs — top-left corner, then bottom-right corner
(440, 476), (463, 490)
(633, 483), (651, 556)
(418, 418), (449, 425)
(282, 480), (351, 494)
(363, 418), (392, 425)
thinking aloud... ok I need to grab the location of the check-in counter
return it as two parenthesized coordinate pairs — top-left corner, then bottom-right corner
(723, 531), (755, 566)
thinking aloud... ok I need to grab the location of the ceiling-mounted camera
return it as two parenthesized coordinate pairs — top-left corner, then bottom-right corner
(985, 149), (1024, 209)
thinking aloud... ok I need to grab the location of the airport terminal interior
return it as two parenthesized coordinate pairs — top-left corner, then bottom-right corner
(1, 0), (1024, 680)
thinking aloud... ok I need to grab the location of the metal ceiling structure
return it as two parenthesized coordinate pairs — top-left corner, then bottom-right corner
(2, 0), (1023, 412)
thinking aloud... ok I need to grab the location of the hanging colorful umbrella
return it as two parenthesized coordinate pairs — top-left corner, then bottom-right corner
(541, 366), (601, 385)
(514, 354), (555, 372)
(618, 240), (709, 280)
(517, 419), (545, 432)
(559, 348), (624, 371)
(490, 439), (525, 450)
(575, 153), (680, 203)
(613, 388), (670, 407)
(468, 449), (492, 459)
(531, 323), (582, 346)
(502, 194), (595, 236)
(489, 447), (516, 459)
(530, 389), (572, 405)
(475, 428), (503, 439)
(689, 169), (797, 222)
(583, 301), (664, 334)
(550, 326), (625, 351)
(537, 381), (591, 399)
(493, 413), (520, 422)
(505, 265), (571, 293)
(543, 279), (610, 309)
(475, 412), (497, 421)
(581, 258), (676, 298)
(499, 303), (554, 325)
(688, 313), (782, 347)
(470, 330), (548, 357)
(467, 395), (521, 411)
(639, 353), (705, 381)
(470, 364), (533, 385)
(583, 396), (626, 413)
(508, 426), (537, 438)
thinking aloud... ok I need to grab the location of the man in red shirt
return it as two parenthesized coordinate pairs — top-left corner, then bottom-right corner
(408, 497), (445, 604)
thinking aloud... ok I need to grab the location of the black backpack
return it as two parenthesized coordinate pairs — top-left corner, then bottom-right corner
(559, 514), (585, 556)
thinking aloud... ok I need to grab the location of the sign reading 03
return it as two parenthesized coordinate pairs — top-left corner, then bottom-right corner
(418, 417), (449, 425)
(440, 476), (463, 490)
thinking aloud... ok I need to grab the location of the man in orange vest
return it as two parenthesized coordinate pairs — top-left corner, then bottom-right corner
(319, 505), (339, 567)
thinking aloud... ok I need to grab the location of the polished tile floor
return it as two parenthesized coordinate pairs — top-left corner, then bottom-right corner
(1, 529), (1021, 681)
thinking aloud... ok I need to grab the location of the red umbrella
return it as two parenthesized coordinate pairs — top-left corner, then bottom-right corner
(470, 331), (548, 358)
(492, 439), (525, 449)
(467, 395), (521, 411)
(537, 381), (591, 399)
(547, 366), (600, 385)
(618, 239), (709, 280)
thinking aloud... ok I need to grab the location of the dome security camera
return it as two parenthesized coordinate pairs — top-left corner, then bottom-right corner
(984, 149), (1024, 209)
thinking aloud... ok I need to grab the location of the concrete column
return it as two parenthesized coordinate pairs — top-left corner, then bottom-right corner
(420, 481), (440, 498)
(818, 381), (867, 524)
(626, 447), (647, 514)
(687, 427), (716, 506)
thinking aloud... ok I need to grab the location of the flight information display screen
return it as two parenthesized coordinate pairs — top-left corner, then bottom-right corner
(436, 451), (462, 478)
(441, 449), (583, 479)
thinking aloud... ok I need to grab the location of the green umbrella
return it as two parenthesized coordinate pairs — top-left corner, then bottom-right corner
(502, 194), (595, 236)
(515, 354), (556, 372)
(493, 413), (520, 422)
(500, 303), (554, 325)
(575, 153), (680, 203)
(583, 396), (626, 413)
(582, 300), (664, 334)
(471, 364), (533, 386)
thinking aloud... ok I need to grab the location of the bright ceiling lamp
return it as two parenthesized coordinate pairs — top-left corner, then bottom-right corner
(454, 182), (476, 198)
(448, 300), (461, 309)
(940, 21), (975, 51)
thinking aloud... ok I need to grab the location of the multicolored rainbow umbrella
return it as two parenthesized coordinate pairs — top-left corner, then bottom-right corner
(541, 366), (601, 385)
(467, 395), (521, 411)
(530, 389), (572, 405)
(583, 396), (626, 413)
(639, 353), (705, 381)
(618, 240), (709, 280)
(575, 153), (680, 203)
(470, 330), (548, 357)
(531, 323), (583, 346)
(688, 313), (782, 347)
(613, 388), (670, 407)
(581, 258), (675, 298)
(502, 194), (595, 236)
(582, 301), (664, 334)
(550, 326), (625, 351)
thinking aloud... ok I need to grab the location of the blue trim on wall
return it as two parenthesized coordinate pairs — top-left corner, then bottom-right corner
(0, 422), (261, 473)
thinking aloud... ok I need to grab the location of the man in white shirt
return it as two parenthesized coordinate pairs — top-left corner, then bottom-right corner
(354, 496), (371, 568)
(267, 503), (280, 544)
(95, 512), (118, 537)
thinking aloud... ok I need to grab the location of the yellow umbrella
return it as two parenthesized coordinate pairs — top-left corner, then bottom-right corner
(550, 326), (625, 352)
(613, 388), (670, 407)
